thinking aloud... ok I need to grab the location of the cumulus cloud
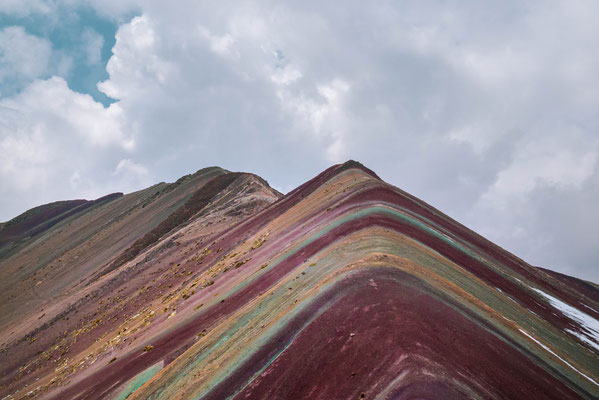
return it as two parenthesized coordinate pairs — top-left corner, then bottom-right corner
(0, 0), (52, 16)
(0, 26), (52, 95)
(1, 0), (597, 281)
(0, 76), (138, 217)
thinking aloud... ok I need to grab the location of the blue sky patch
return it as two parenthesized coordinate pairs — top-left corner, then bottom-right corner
(0, 5), (135, 105)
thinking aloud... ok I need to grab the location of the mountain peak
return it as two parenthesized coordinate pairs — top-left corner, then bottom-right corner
(336, 159), (381, 179)
(0, 164), (597, 400)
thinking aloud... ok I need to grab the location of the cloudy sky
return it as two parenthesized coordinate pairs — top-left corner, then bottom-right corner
(0, 1), (597, 282)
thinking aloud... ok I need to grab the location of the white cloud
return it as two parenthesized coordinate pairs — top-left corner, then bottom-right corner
(274, 77), (351, 162)
(98, 15), (173, 100)
(270, 50), (302, 85)
(488, 150), (597, 202)
(0, 26), (52, 93)
(2, 77), (131, 149)
(0, 0), (139, 19)
(481, 128), (598, 208)
(1, 1), (598, 281)
(0, 0), (53, 16)
(0, 76), (134, 218)
(94, 2), (599, 281)
(81, 29), (105, 65)
(112, 158), (152, 190)
(114, 158), (148, 177)
(198, 26), (236, 58)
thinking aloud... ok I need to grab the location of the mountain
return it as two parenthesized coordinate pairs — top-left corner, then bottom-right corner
(0, 161), (597, 400)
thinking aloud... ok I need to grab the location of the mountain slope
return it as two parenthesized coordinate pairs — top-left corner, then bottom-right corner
(0, 161), (597, 400)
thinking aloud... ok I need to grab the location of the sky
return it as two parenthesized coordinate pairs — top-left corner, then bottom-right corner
(0, 1), (597, 282)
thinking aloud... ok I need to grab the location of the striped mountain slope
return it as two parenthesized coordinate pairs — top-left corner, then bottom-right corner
(0, 161), (597, 399)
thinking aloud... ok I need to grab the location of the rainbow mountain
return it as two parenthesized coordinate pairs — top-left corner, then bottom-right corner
(0, 161), (597, 399)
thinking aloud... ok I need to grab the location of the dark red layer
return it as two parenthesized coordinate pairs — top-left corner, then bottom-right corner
(207, 268), (582, 400)
(48, 211), (591, 399)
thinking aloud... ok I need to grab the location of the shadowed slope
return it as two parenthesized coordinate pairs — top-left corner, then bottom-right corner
(99, 172), (245, 277)
(0, 194), (122, 259)
(0, 161), (597, 400)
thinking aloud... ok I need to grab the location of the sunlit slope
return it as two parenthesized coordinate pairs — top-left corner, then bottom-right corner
(0, 162), (597, 399)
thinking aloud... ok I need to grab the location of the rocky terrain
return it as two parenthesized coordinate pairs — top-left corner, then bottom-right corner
(0, 161), (597, 399)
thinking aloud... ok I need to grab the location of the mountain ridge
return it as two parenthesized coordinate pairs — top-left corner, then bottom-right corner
(0, 161), (597, 400)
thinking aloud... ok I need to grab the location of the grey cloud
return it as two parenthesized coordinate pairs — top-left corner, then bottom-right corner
(1, 0), (597, 282)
